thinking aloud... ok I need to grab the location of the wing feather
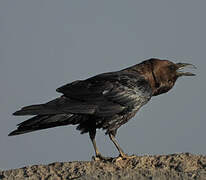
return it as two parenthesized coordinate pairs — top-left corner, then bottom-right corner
(56, 71), (152, 116)
(14, 72), (152, 117)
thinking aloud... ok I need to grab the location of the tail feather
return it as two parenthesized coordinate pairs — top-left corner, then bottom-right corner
(8, 129), (35, 136)
(9, 114), (81, 136)
(13, 104), (60, 116)
(13, 96), (97, 116)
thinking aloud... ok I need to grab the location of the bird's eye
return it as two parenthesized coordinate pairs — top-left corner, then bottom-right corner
(155, 82), (160, 88)
(168, 65), (176, 71)
(168, 80), (173, 84)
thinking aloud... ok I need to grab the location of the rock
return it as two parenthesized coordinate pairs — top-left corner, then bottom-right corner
(1, 153), (206, 180)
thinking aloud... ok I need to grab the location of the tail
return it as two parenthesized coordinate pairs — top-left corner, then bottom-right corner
(13, 96), (96, 116)
(12, 104), (60, 116)
(12, 97), (63, 116)
(9, 114), (82, 136)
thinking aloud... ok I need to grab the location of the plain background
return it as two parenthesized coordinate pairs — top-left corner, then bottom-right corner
(0, 0), (205, 170)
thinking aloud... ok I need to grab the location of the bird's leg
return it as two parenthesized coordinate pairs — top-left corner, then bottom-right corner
(89, 129), (111, 161)
(109, 132), (135, 160)
(89, 129), (101, 157)
(109, 132), (125, 157)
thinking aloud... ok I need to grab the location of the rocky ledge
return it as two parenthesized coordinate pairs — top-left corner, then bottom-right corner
(1, 153), (206, 180)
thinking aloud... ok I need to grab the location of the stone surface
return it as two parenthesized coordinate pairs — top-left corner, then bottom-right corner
(1, 153), (206, 180)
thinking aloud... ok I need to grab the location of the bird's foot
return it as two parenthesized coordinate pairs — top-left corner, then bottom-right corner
(113, 153), (136, 162)
(92, 154), (113, 161)
(92, 153), (136, 162)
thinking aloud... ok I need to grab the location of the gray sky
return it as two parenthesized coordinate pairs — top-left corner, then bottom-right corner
(0, 0), (205, 170)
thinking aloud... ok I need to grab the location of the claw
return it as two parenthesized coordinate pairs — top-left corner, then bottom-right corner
(114, 154), (136, 162)
(92, 155), (113, 161)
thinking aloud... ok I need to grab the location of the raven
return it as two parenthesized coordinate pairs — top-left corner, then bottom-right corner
(9, 58), (196, 160)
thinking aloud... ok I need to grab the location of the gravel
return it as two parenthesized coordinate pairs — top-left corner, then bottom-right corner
(1, 153), (206, 180)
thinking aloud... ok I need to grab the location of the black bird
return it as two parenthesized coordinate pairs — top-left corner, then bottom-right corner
(9, 58), (196, 160)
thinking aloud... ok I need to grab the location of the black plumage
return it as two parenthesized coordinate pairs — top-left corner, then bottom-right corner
(9, 58), (196, 160)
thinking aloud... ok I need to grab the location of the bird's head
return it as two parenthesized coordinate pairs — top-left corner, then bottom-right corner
(133, 58), (196, 96)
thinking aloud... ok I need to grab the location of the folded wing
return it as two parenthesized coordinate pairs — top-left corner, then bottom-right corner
(13, 71), (152, 117)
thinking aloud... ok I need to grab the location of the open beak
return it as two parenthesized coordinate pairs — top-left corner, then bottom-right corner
(176, 63), (197, 76)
